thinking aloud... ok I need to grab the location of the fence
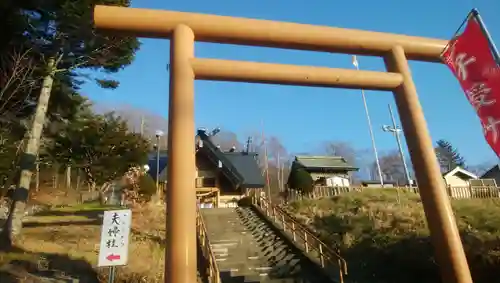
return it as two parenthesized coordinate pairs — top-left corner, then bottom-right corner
(196, 207), (220, 283)
(251, 194), (348, 283)
(287, 186), (500, 201)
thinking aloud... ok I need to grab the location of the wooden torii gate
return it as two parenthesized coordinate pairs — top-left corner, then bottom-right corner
(93, 6), (473, 283)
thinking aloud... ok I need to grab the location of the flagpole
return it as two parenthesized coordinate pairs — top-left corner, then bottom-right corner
(352, 56), (384, 186)
(261, 120), (271, 202)
(471, 9), (500, 167)
(471, 9), (500, 66)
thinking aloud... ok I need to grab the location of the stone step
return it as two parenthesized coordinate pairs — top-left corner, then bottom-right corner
(221, 271), (270, 282)
(263, 278), (306, 283)
(214, 251), (262, 259)
(209, 232), (250, 238)
(215, 255), (265, 265)
(211, 239), (242, 243)
(201, 206), (333, 283)
(240, 273), (269, 282)
(209, 229), (247, 233)
(211, 242), (239, 248)
(219, 273), (261, 283)
(221, 263), (268, 270)
(216, 259), (264, 266)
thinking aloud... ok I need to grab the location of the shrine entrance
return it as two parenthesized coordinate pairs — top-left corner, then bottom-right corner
(93, 5), (473, 283)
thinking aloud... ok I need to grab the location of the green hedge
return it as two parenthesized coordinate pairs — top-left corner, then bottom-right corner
(287, 161), (313, 193)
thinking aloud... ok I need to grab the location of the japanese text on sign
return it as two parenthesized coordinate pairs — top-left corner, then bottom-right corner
(442, 16), (500, 156)
(98, 209), (132, 267)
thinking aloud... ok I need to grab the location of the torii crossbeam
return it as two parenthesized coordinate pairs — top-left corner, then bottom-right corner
(93, 5), (473, 283)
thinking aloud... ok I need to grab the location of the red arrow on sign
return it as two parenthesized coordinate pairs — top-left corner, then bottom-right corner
(106, 254), (121, 261)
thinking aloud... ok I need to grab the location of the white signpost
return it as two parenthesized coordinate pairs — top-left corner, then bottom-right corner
(98, 209), (132, 282)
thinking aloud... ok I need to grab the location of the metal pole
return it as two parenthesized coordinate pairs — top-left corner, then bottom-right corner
(108, 266), (116, 283)
(261, 120), (272, 203)
(353, 56), (384, 186)
(471, 9), (500, 66)
(156, 137), (160, 192)
(388, 104), (412, 187)
(111, 181), (115, 205)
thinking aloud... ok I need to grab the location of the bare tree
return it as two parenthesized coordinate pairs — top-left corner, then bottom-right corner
(322, 141), (357, 165)
(94, 103), (169, 148)
(243, 131), (291, 200)
(265, 136), (289, 194)
(468, 161), (495, 177)
(321, 141), (365, 183)
(209, 130), (242, 151)
(0, 48), (37, 125)
(373, 150), (410, 184)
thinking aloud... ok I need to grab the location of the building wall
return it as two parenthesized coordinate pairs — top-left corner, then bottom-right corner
(310, 171), (350, 185)
(444, 174), (472, 199)
(195, 153), (244, 208)
(444, 175), (470, 187)
(217, 172), (244, 208)
(196, 153), (216, 178)
(326, 176), (350, 187)
(481, 168), (500, 186)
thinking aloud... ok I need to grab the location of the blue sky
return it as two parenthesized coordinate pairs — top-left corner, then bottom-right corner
(83, 0), (500, 166)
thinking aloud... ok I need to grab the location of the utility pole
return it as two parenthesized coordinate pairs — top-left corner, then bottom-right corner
(140, 115), (145, 136)
(261, 121), (271, 203)
(276, 151), (281, 192)
(382, 104), (412, 186)
(352, 55), (384, 186)
(154, 130), (164, 195)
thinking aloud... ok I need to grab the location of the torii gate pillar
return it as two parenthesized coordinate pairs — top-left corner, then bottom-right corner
(166, 24), (197, 283)
(93, 5), (474, 283)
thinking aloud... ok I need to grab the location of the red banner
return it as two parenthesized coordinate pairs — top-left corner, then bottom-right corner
(442, 16), (500, 157)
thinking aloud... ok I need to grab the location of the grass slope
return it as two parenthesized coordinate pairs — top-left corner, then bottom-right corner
(287, 189), (500, 283)
(0, 201), (166, 282)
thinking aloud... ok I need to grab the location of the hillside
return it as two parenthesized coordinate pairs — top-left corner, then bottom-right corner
(0, 190), (166, 283)
(286, 189), (500, 283)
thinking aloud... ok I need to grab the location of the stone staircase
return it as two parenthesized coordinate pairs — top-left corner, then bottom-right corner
(200, 206), (334, 283)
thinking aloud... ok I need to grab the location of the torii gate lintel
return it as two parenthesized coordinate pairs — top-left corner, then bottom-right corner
(93, 6), (473, 283)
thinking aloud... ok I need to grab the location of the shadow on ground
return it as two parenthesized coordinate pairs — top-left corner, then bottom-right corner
(23, 219), (101, 228)
(0, 205), (167, 282)
(16, 207), (106, 229)
(0, 246), (100, 283)
(33, 209), (105, 219)
(0, 207), (107, 282)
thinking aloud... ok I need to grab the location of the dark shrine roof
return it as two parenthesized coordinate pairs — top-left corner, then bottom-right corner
(147, 130), (265, 189)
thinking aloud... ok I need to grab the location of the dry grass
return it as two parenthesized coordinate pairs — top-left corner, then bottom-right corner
(0, 200), (166, 283)
(29, 185), (100, 207)
(287, 189), (500, 283)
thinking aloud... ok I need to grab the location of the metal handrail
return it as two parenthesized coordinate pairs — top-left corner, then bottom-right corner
(251, 195), (348, 283)
(196, 208), (221, 283)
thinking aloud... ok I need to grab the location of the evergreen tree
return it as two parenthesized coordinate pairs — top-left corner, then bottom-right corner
(50, 111), (150, 189)
(287, 161), (314, 194)
(435, 139), (466, 172)
(2, 0), (140, 243)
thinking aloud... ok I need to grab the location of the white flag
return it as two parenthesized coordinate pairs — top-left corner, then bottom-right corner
(352, 55), (359, 68)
